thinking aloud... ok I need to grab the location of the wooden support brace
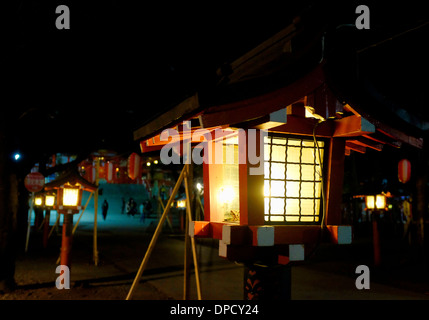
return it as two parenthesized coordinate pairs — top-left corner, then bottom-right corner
(349, 137), (383, 151)
(184, 165), (202, 300)
(346, 141), (366, 154)
(126, 165), (187, 300)
(334, 115), (375, 137)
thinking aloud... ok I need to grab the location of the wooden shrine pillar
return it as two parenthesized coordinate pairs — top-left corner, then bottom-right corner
(324, 137), (346, 226)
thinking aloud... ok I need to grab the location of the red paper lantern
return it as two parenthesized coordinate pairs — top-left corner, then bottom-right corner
(398, 159), (411, 183)
(106, 161), (114, 182)
(88, 165), (96, 183)
(128, 153), (142, 180)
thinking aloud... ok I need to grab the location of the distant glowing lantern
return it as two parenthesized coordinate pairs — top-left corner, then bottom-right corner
(366, 195), (375, 210)
(45, 194), (56, 207)
(57, 184), (83, 212)
(34, 195), (43, 206)
(398, 159), (411, 183)
(33, 193), (56, 208)
(45, 170), (97, 214)
(375, 194), (386, 210)
(365, 194), (386, 210)
(177, 200), (186, 208)
(44, 170), (98, 268)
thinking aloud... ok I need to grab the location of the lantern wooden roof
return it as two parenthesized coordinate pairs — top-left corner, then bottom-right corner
(134, 21), (424, 154)
(45, 168), (98, 192)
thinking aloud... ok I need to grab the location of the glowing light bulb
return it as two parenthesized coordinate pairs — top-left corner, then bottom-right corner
(219, 186), (235, 204)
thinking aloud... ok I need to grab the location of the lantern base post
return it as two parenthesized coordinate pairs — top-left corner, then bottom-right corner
(243, 262), (291, 300)
(60, 214), (73, 269)
(372, 212), (381, 267)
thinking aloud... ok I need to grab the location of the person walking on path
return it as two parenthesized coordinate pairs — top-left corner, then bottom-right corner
(121, 197), (125, 214)
(102, 199), (109, 220)
(139, 201), (145, 223)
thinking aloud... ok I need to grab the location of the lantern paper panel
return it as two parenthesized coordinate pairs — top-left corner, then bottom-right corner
(62, 188), (80, 206)
(375, 194), (386, 209)
(366, 195), (375, 209)
(45, 195), (56, 207)
(263, 136), (324, 223)
(34, 196), (43, 206)
(208, 137), (240, 223)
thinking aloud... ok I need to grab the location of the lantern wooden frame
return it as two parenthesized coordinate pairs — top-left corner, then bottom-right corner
(56, 183), (84, 213)
(187, 125), (352, 262)
(45, 169), (98, 214)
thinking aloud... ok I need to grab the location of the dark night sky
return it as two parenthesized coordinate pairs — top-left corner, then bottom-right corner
(5, 2), (302, 158)
(4, 1), (429, 176)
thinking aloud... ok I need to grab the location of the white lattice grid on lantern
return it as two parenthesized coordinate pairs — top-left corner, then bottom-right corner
(264, 135), (324, 223)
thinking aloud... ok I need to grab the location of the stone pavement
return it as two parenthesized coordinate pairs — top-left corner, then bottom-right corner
(2, 209), (429, 301)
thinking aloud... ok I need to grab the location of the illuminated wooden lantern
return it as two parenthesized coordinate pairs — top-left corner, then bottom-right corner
(186, 124), (353, 262)
(34, 194), (43, 207)
(45, 193), (56, 208)
(44, 169), (98, 267)
(45, 170), (97, 214)
(134, 28), (423, 266)
(365, 194), (386, 210)
(131, 20), (424, 300)
(32, 192), (56, 248)
(57, 183), (83, 213)
(177, 199), (186, 208)
(34, 193), (56, 208)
